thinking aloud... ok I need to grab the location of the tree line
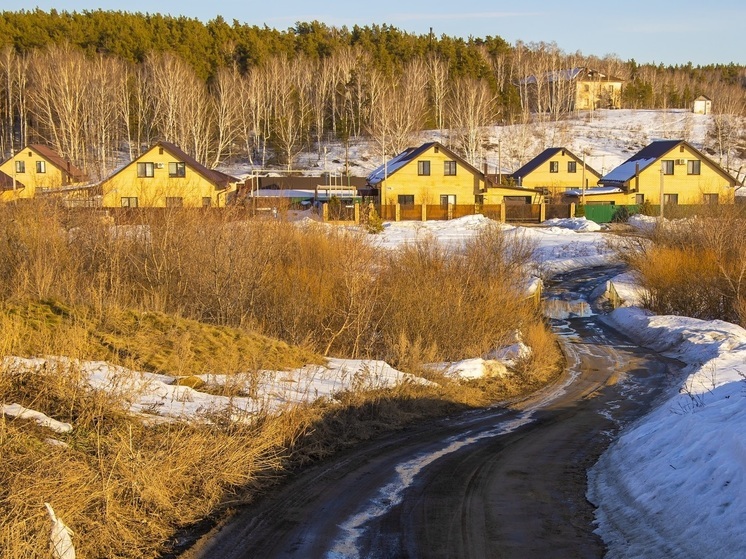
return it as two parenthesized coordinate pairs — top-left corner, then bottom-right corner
(0, 9), (744, 177)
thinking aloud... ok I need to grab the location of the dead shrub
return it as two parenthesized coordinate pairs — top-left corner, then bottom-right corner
(627, 209), (746, 325)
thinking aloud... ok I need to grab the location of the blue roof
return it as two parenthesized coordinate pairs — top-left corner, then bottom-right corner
(600, 140), (683, 185)
(367, 143), (438, 184)
(564, 186), (623, 197)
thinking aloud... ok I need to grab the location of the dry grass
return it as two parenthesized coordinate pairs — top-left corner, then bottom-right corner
(0, 202), (562, 558)
(623, 207), (746, 325)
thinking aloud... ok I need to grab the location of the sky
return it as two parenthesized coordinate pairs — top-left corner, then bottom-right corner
(11, 0), (745, 66)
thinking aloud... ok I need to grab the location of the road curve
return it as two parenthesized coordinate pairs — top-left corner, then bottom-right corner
(180, 266), (680, 559)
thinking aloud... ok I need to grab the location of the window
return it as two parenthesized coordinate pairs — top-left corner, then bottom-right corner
(567, 161), (577, 173)
(137, 162), (154, 178)
(15, 160), (25, 173)
(687, 160), (701, 175)
(202, 197), (212, 207)
(635, 194), (645, 205)
(166, 197), (184, 208)
(549, 161), (559, 173)
(36, 161), (46, 173)
(440, 194), (456, 207)
(398, 195), (414, 206)
(444, 161), (457, 176)
(703, 193), (719, 205)
(663, 193), (679, 206)
(121, 197), (138, 208)
(169, 162), (186, 178)
(417, 160), (430, 176)
(661, 160), (674, 175)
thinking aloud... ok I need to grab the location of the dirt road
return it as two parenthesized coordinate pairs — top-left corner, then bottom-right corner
(181, 266), (680, 559)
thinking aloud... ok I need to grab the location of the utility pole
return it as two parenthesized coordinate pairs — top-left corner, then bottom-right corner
(659, 161), (665, 218)
(498, 140), (502, 185)
(581, 151), (586, 206)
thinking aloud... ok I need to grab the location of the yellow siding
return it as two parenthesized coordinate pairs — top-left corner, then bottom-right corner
(0, 147), (68, 201)
(101, 146), (231, 208)
(516, 151), (601, 190)
(378, 145), (483, 206)
(575, 80), (622, 110)
(633, 145), (735, 205)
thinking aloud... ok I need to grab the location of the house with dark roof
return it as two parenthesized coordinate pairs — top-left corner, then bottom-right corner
(367, 141), (541, 208)
(518, 67), (623, 112)
(567, 139), (737, 205)
(0, 144), (88, 202)
(504, 147), (602, 199)
(100, 141), (238, 208)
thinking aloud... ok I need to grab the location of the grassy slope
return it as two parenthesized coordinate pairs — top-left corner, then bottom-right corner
(0, 300), (560, 558)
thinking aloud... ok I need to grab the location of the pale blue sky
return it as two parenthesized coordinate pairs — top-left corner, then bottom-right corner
(9, 1), (745, 66)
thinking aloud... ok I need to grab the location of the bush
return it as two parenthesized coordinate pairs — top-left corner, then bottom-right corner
(364, 204), (384, 234)
(638, 199), (655, 216)
(611, 205), (632, 223)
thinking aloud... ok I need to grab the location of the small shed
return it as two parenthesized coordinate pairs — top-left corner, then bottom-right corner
(693, 95), (712, 115)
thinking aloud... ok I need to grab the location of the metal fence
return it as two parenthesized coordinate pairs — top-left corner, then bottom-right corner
(426, 205), (449, 220)
(505, 203), (541, 223)
(545, 203), (572, 220)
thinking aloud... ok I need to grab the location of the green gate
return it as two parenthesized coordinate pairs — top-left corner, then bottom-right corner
(582, 205), (639, 224)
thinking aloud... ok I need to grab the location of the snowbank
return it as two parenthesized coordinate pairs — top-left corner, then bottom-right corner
(588, 308), (746, 558)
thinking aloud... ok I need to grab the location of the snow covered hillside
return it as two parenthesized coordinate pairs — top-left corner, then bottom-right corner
(276, 109), (743, 191)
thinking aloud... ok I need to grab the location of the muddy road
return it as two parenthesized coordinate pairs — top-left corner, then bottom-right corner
(181, 266), (679, 559)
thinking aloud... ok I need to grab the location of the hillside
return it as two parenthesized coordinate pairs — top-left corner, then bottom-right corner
(288, 109), (744, 189)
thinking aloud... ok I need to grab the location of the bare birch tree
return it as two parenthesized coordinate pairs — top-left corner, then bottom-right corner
(426, 53), (449, 135)
(27, 44), (88, 165)
(84, 54), (126, 179)
(210, 65), (243, 168)
(0, 47), (29, 157)
(266, 54), (312, 169)
(446, 77), (498, 165)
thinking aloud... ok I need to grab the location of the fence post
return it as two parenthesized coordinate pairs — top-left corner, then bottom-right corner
(322, 203), (329, 222)
(570, 202), (575, 218)
(395, 203), (401, 222)
(422, 203), (427, 222)
(500, 202), (506, 223)
(354, 203), (360, 224)
(447, 203), (453, 220)
(540, 203), (546, 223)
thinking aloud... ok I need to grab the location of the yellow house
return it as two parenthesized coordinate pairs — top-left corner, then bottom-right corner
(0, 144), (88, 202)
(505, 147), (602, 200)
(100, 141), (237, 208)
(367, 141), (541, 207)
(519, 67), (623, 112)
(571, 140), (737, 206)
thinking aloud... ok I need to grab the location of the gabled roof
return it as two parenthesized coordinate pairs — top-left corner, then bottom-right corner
(0, 170), (25, 191)
(102, 141), (237, 188)
(367, 142), (481, 185)
(599, 139), (735, 186)
(27, 144), (88, 182)
(508, 147), (601, 181)
(518, 67), (623, 85)
(157, 141), (237, 187)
